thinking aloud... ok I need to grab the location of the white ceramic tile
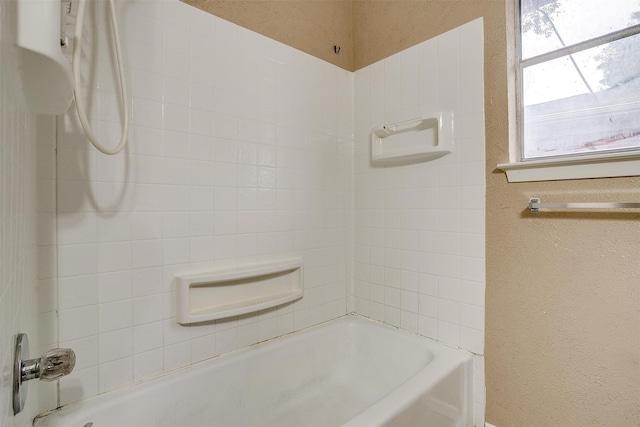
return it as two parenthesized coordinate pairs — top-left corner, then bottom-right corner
(134, 348), (164, 383)
(460, 326), (484, 355)
(99, 300), (132, 333)
(401, 311), (419, 333)
(133, 295), (164, 326)
(460, 303), (485, 331)
(460, 280), (485, 307)
(459, 113), (486, 141)
(99, 358), (133, 394)
(189, 160), (216, 186)
(460, 135), (485, 166)
(132, 43), (164, 75)
(188, 186), (216, 211)
(163, 77), (191, 107)
(58, 213), (98, 245)
(214, 211), (237, 235)
(131, 14), (163, 47)
(131, 184), (163, 212)
(162, 238), (190, 265)
(98, 241), (132, 273)
(189, 212), (215, 237)
(162, 212), (189, 238)
(133, 69), (163, 102)
(133, 321), (164, 353)
(98, 213), (132, 242)
(133, 98), (163, 129)
(58, 306), (98, 342)
(190, 334), (217, 363)
(460, 256), (485, 282)
(163, 158), (191, 185)
(60, 336), (98, 371)
(99, 328), (133, 363)
(189, 236), (215, 262)
(59, 367), (99, 406)
(190, 108), (215, 136)
(98, 271), (132, 303)
(163, 48), (191, 82)
(436, 28), (460, 113)
(438, 320), (460, 347)
(418, 315), (438, 340)
(161, 185), (189, 212)
(58, 244), (98, 277)
(131, 212), (162, 240)
(59, 275), (98, 310)
(163, 103), (190, 133)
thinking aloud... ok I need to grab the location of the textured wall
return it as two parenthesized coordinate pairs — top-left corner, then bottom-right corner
(352, 0), (495, 70)
(181, 0), (354, 70)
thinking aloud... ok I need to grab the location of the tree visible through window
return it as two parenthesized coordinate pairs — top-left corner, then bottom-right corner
(519, 0), (640, 159)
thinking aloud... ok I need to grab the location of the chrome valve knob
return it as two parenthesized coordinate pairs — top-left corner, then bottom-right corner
(13, 334), (76, 415)
(22, 347), (76, 382)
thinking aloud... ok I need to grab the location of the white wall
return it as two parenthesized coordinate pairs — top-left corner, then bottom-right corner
(56, 0), (353, 405)
(0, 1), (58, 424)
(352, 19), (486, 426)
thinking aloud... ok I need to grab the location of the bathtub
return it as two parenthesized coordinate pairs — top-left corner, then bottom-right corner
(34, 315), (473, 427)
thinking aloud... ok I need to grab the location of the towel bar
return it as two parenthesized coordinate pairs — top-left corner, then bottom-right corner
(529, 198), (640, 213)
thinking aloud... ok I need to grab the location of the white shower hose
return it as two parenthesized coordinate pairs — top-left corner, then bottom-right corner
(72, 0), (129, 155)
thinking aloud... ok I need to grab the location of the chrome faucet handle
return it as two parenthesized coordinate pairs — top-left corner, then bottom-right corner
(14, 334), (77, 415)
(21, 347), (76, 382)
(37, 347), (76, 381)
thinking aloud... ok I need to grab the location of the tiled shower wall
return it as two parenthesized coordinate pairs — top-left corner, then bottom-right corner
(0, 1), (58, 423)
(351, 19), (486, 425)
(52, 0), (486, 423)
(56, 0), (353, 405)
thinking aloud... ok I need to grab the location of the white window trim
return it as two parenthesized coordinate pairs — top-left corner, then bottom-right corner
(499, 0), (640, 182)
(498, 151), (640, 182)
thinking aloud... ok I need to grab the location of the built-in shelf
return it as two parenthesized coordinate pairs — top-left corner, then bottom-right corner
(371, 112), (453, 164)
(175, 256), (303, 324)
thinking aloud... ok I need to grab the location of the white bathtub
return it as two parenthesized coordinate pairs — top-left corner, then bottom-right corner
(35, 315), (473, 427)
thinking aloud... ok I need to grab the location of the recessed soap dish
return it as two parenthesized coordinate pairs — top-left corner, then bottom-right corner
(371, 112), (453, 163)
(175, 256), (303, 324)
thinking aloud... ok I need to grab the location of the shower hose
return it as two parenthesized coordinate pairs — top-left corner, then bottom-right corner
(72, 0), (129, 155)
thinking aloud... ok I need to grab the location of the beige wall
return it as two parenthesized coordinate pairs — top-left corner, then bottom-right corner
(181, 0), (354, 71)
(179, 1), (640, 425)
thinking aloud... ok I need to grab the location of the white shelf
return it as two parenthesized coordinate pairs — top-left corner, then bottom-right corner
(371, 112), (453, 164)
(175, 256), (303, 324)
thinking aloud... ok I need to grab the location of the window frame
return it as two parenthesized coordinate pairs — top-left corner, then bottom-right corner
(499, 0), (640, 182)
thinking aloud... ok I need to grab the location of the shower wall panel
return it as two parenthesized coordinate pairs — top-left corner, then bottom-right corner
(352, 18), (486, 426)
(55, 0), (353, 406)
(0, 1), (58, 423)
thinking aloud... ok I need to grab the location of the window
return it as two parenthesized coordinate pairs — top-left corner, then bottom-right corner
(500, 0), (640, 182)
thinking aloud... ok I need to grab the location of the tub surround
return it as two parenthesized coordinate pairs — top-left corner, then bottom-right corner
(49, 0), (486, 423)
(0, 1), (59, 424)
(56, 0), (352, 406)
(353, 18), (486, 426)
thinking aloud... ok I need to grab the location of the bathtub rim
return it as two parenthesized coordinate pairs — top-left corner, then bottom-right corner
(34, 313), (473, 426)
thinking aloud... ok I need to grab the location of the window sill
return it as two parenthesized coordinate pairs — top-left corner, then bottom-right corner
(497, 151), (640, 182)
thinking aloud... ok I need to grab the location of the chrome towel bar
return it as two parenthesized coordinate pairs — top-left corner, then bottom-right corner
(528, 198), (640, 213)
